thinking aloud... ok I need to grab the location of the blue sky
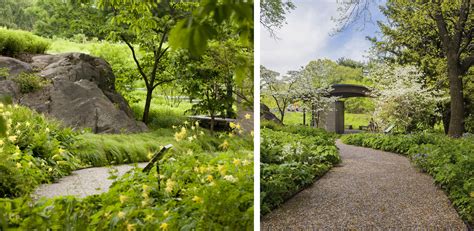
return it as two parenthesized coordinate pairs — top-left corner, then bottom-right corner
(261, 0), (387, 75)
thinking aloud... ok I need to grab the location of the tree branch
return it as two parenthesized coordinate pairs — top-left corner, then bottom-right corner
(432, 6), (452, 54)
(152, 78), (176, 89)
(460, 55), (474, 73)
(454, 0), (470, 50)
(120, 34), (149, 88)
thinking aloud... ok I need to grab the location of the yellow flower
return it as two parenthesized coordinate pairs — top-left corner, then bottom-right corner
(195, 121), (199, 127)
(174, 127), (187, 141)
(235, 123), (241, 130)
(117, 211), (126, 219)
(127, 223), (136, 231)
(199, 131), (205, 136)
(229, 122), (236, 129)
(142, 184), (150, 192)
(0, 140), (4, 146)
(187, 136), (194, 141)
(244, 113), (251, 120)
(228, 133), (234, 137)
(242, 159), (251, 166)
(25, 121), (30, 127)
(250, 131), (254, 137)
(165, 179), (176, 193)
(233, 158), (241, 166)
(217, 165), (226, 175)
(184, 121), (189, 125)
(191, 126), (195, 130)
(28, 161), (33, 167)
(48, 167), (53, 172)
(163, 210), (169, 216)
(58, 148), (65, 154)
(206, 175), (214, 182)
(16, 162), (21, 168)
(8, 136), (17, 142)
(160, 223), (169, 230)
(141, 199), (150, 207)
(192, 196), (203, 204)
(219, 140), (229, 150)
(144, 214), (153, 221)
(147, 151), (154, 160)
(470, 192), (474, 198)
(172, 125), (177, 129)
(45, 128), (50, 133)
(119, 195), (128, 204)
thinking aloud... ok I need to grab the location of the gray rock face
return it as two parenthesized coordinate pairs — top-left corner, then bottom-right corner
(261, 103), (282, 124)
(0, 56), (32, 78)
(0, 53), (147, 133)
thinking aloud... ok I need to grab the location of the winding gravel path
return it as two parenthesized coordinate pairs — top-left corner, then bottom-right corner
(34, 163), (147, 199)
(261, 140), (467, 230)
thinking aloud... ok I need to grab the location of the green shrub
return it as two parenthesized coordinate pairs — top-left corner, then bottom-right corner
(341, 132), (474, 225)
(260, 127), (340, 215)
(12, 72), (46, 93)
(0, 130), (254, 230)
(0, 27), (50, 57)
(0, 104), (82, 198)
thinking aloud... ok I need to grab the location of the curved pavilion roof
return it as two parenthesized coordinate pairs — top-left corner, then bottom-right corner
(329, 84), (371, 98)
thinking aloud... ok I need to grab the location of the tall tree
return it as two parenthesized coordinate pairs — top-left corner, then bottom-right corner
(97, 0), (193, 124)
(371, 0), (473, 137)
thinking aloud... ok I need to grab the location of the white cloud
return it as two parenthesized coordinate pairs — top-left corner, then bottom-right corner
(261, 0), (373, 75)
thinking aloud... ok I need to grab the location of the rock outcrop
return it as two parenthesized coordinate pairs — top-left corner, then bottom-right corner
(0, 53), (147, 133)
(260, 103), (282, 124)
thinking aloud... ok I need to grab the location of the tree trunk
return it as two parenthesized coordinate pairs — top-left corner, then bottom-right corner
(210, 114), (215, 133)
(142, 88), (153, 124)
(447, 60), (464, 137)
(279, 110), (285, 124)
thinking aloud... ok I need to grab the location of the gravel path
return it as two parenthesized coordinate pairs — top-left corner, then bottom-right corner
(34, 163), (147, 199)
(261, 140), (467, 230)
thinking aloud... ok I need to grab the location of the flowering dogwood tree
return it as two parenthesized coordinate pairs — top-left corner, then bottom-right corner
(292, 66), (338, 127)
(260, 65), (299, 123)
(369, 64), (445, 132)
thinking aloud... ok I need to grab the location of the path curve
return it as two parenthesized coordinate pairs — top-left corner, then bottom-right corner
(261, 140), (467, 230)
(34, 163), (147, 199)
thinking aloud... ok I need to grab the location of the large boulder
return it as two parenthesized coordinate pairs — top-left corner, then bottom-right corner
(0, 53), (147, 133)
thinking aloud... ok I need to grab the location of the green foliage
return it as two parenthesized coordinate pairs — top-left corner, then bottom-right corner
(169, 0), (253, 86)
(260, 0), (295, 35)
(260, 124), (339, 215)
(1, 126), (253, 230)
(0, 27), (50, 57)
(341, 133), (474, 225)
(31, 0), (108, 40)
(0, 104), (81, 198)
(180, 42), (240, 124)
(0, 0), (35, 30)
(12, 72), (47, 93)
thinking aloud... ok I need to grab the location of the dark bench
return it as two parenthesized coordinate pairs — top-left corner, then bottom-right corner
(188, 115), (236, 130)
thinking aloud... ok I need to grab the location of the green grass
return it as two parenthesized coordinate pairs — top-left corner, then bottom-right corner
(73, 129), (177, 167)
(345, 113), (371, 129)
(130, 90), (193, 129)
(282, 111), (371, 129)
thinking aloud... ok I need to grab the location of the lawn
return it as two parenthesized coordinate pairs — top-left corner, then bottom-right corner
(283, 111), (371, 130)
